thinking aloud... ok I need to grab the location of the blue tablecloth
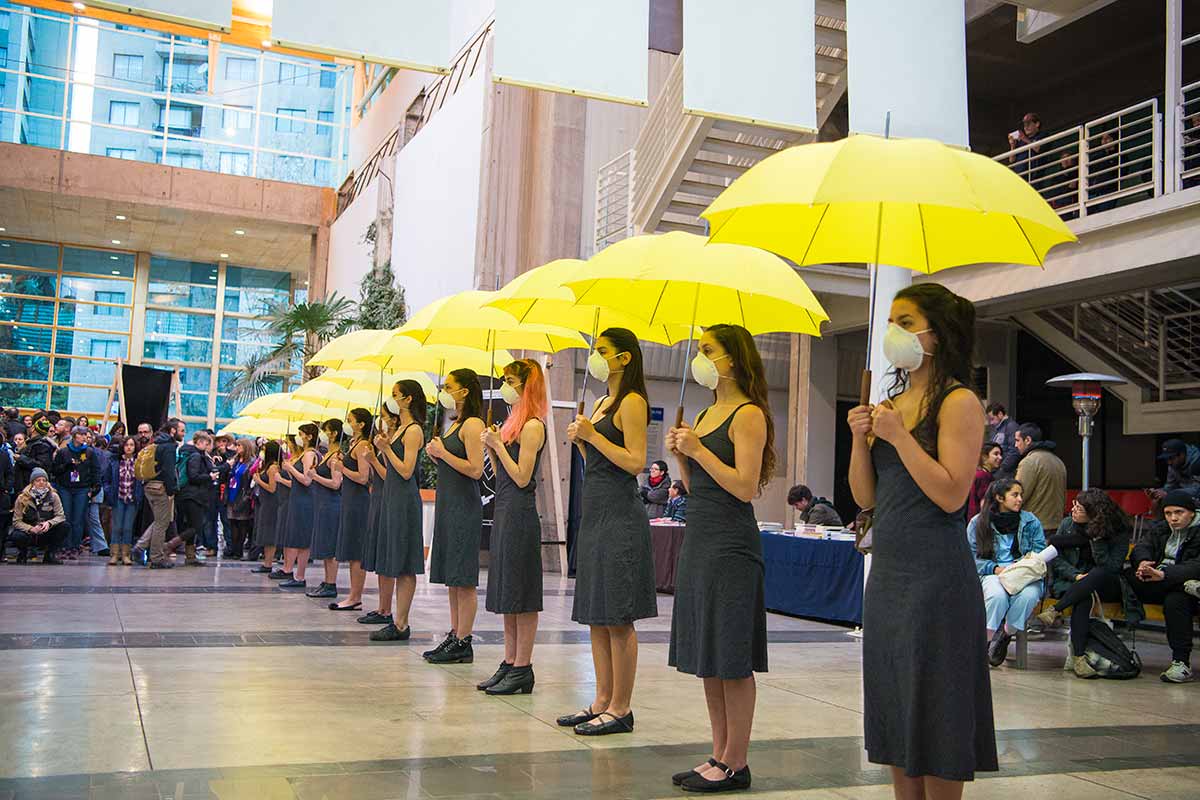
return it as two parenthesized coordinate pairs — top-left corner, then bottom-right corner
(760, 533), (864, 625)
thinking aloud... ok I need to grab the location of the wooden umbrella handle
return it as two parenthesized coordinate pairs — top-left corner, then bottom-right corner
(859, 369), (872, 407)
(675, 406), (685, 428)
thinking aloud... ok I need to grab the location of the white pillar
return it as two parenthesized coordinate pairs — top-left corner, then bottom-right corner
(865, 265), (912, 404)
(1165, 0), (1182, 195)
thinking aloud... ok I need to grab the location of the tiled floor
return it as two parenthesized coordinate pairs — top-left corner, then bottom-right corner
(2, 556), (1200, 799)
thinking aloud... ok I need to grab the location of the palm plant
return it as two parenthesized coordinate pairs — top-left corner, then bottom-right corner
(227, 293), (358, 406)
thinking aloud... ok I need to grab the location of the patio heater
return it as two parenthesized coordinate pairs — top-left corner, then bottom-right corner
(1044, 372), (1126, 490)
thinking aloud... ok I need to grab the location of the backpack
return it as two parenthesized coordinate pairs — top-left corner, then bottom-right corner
(133, 445), (157, 482)
(1082, 619), (1142, 679)
(175, 449), (190, 490)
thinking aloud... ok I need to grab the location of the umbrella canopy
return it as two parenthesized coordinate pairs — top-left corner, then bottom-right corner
(701, 135), (1077, 272)
(234, 393), (327, 423)
(332, 337), (517, 376)
(294, 370), (437, 407)
(485, 258), (698, 345)
(218, 416), (298, 440)
(397, 290), (589, 352)
(562, 232), (829, 336)
(306, 330), (396, 371)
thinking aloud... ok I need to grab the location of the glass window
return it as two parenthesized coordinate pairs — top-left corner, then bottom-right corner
(224, 265), (290, 314)
(112, 54), (143, 81)
(0, 323), (54, 353)
(0, 381), (48, 410)
(0, 353), (51, 382)
(108, 101), (140, 126)
(52, 356), (116, 386)
(142, 338), (212, 363)
(145, 309), (215, 340)
(317, 110), (333, 135)
(57, 301), (131, 332)
(274, 107), (305, 134)
(162, 150), (203, 169)
(55, 330), (128, 358)
(88, 339), (124, 359)
(63, 247), (135, 278)
(0, 267), (57, 297)
(165, 58), (207, 94)
(221, 105), (252, 131)
(106, 147), (136, 160)
(60, 274), (135, 301)
(179, 392), (208, 417)
(0, 239), (58, 271)
(94, 290), (127, 305)
(159, 105), (195, 131)
(176, 366), (211, 392)
(148, 257), (218, 309)
(278, 62), (302, 85)
(319, 64), (337, 89)
(51, 384), (112, 414)
(0, 296), (54, 324)
(8, 111), (64, 150)
(218, 151), (249, 176)
(225, 57), (256, 82)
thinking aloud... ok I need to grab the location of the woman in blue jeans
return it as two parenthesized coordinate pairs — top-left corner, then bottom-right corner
(967, 477), (1046, 668)
(104, 435), (143, 565)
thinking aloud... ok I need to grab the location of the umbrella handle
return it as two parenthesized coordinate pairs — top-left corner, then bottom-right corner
(675, 406), (685, 428)
(859, 369), (872, 406)
(577, 399), (586, 415)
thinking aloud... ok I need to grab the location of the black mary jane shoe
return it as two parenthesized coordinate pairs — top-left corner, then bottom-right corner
(329, 601), (362, 611)
(672, 759), (719, 786)
(680, 762), (751, 793)
(574, 710), (633, 736)
(556, 706), (599, 727)
(357, 611), (393, 625)
(476, 661), (512, 691)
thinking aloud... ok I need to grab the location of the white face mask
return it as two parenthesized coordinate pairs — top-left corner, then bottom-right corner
(318, 432), (330, 447)
(587, 350), (625, 382)
(882, 323), (931, 372)
(385, 397), (400, 415)
(690, 352), (730, 390)
(500, 382), (521, 406)
(437, 389), (458, 410)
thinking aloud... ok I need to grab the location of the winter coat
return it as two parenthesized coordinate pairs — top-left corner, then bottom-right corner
(103, 455), (144, 507)
(1015, 441), (1067, 531)
(52, 444), (100, 493)
(1048, 517), (1131, 597)
(148, 432), (180, 496)
(1164, 443), (1200, 493)
(18, 435), (57, 486)
(176, 444), (214, 505)
(990, 417), (1021, 478)
(1129, 515), (1200, 587)
(12, 485), (66, 532)
(800, 497), (844, 527)
(967, 509), (1047, 577)
(638, 473), (671, 518)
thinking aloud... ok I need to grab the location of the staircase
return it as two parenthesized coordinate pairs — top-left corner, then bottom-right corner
(626, 0), (847, 237)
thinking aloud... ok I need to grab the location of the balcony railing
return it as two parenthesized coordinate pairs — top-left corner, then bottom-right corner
(155, 76), (206, 95)
(995, 99), (1162, 220)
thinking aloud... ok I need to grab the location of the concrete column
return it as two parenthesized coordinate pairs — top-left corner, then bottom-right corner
(128, 251), (150, 367)
(784, 334), (811, 529)
(865, 265), (913, 404)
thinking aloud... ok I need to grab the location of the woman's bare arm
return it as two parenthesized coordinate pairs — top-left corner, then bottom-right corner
(494, 420), (545, 488)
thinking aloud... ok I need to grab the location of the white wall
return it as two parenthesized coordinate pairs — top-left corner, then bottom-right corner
(389, 69), (488, 316)
(804, 334), (839, 502)
(326, 185), (378, 303)
(449, 0), (495, 51)
(349, 69), (429, 168)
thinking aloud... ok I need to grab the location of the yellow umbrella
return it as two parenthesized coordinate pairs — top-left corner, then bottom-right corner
(239, 392), (293, 418)
(700, 134), (1077, 400)
(218, 416), (296, 440)
(307, 330), (395, 371)
(702, 134), (1076, 272)
(563, 231), (829, 424)
(311, 334), (512, 377)
(294, 370), (437, 406)
(237, 394), (327, 423)
(398, 290), (588, 352)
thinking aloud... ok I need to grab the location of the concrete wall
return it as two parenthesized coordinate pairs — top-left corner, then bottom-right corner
(326, 182), (378, 302)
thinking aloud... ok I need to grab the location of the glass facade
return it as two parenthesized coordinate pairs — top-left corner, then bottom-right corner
(0, 237), (302, 428)
(0, 1), (351, 187)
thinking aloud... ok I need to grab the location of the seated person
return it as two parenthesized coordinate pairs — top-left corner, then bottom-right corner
(638, 460), (671, 518)
(967, 477), (1046, 667)
(9, 468), (69, 564)
(1125, 491), (1200, 684)
(1036, 489), (1131, 679)
(788, 484), (843, 527)
(665, 480), (688, 523)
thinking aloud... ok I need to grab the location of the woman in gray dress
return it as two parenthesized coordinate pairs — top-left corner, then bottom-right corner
(358, 404), (397, 625)
(847, 284), (997, 796)
(249, 440), (281, 574)
(479, 358), (547, 696)
(330, 408), (373, 611)
(666, 324), (772, 794)
(279, 424), (319, 590)
(307, 418), (344, 599)
(561, 328), (657, 737)
(267, 440), (294, 580)
(367, 380), (427, 642)
(424, 369), (486, 665)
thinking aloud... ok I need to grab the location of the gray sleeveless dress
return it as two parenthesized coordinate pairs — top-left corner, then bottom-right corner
(485, 422), (545, 614)
(572, 407), (657, 625)
(669, 404), (767, 679)
(864, 386), (998, 781)
(281, 452), (316, 549)
(309, 454), (341, 560)
(429, 423), (483, 587)
(335, 442), (370, 562)
(360, 450), (386, 573)
(372, 424), (425, 578)
(272, 462), (291, 546)
(253, 467), (279, 548)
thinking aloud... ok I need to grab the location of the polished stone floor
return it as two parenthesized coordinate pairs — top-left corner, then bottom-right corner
(2, 556), (1200, 799)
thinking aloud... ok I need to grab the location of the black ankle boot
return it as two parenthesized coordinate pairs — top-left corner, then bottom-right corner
(476, 661), (512, 691)
(428, 635), (473, 664)
(423, 630), (456, 660)
(485, 664), (534, 695)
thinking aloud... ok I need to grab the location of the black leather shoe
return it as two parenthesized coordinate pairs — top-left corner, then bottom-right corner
(556, 706), (599, 727)
(476, 661), (512, 691)
(485, 664), (534, 695)
(427, 636), (473, 664)
(423, 630), (456, 659)
(574, 710), (633, 736)
(267, 569), (291, 581)
(357, 611), (393, 625)
(279, 578), (306, 589)
(673, 759), (719, 786)
(988, 628), (1013, 668)
(369, 623), (411, 642)
(250, 565), (271, 574)
(148, 560), (173, 569)
(305, 582), (337, 598)
(680, 763), (751, 793)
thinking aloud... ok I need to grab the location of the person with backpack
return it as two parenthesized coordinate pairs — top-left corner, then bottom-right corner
(175, 431), (218, 567)
(1035, 489), (1132, 679)
(967, 477), (1047, 667)
(1124, 491), (1200, 684)
(137, 418), (184, 569)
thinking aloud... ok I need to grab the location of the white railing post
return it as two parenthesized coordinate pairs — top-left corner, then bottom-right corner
(1153, 108), (1163, 198)
(1077, 130), (1088, 217)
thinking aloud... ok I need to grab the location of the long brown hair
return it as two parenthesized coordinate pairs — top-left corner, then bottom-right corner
(1074, 488), (1130, 540)
(975, 477), (1021, 560)
(707, 324), (775, 491)
(598, 327), (649, 422)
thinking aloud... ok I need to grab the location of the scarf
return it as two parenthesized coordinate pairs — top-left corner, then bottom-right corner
(67, 440), (87, 455)
(992, 510), (1022, 536)
(30, 485), (49, 500)
(648, 473), (666, 488)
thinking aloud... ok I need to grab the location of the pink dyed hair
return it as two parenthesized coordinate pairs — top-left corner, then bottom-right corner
(499, 359), (546, 444)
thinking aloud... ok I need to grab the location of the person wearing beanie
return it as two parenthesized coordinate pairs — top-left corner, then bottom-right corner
(8, 467), (69, 564)
(1125, 489), (1200, 683)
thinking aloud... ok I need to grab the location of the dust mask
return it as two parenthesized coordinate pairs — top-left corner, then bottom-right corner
(882, 324), (931, 372)
(500, 382), (521, 406)
(437, 389), (457, 410)
(690, 353), (730, 390)
(587, 350), (625, 382)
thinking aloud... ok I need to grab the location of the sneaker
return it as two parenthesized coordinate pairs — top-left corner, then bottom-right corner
(267, 569), (291, 581)
(279, 578), (307, 589)
(1161, 661), (1194, 684)
(305, 582), (338, 598)
(1184, 580), (1200, 600)
(1063, 642), (1075, 672)
(357, 611), (393, 625)
(423, 630), (456, 659)
(370, 623), (411, 642)
(1072, 655), (1099, 679)
(988, 629), (1013, 668)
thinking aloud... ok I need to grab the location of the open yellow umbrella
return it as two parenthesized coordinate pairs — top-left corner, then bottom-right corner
(306, 330), (396, 371)
(236, 394), (327, 423)
(563, 231), (829, 424)
(311, 334), (512, 377)
(218, 416), (296, 440)
(294, 370), (437, 407)
(701, 134), (1077, 401)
